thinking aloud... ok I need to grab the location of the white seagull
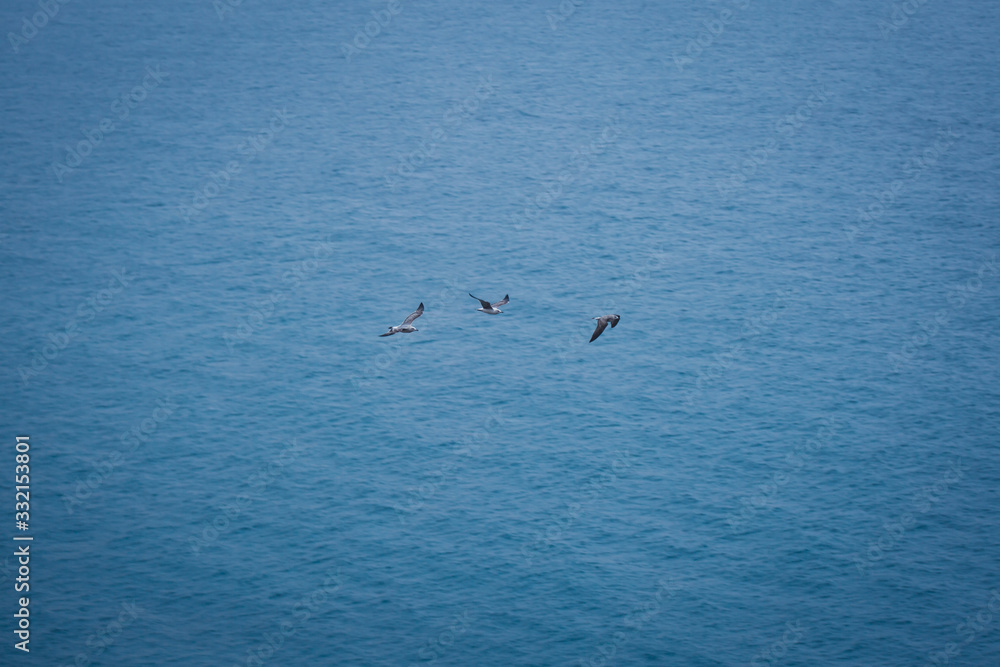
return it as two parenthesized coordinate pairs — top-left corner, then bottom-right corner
(590, 314), (621, 342)
(470, 293), (509, 315)
(380, 303), (423, 336)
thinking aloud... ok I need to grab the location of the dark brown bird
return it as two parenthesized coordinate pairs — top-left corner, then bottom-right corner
(589, 314), (621, 342)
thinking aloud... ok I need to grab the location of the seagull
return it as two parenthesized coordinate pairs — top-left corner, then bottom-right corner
(590, 314), (621, 342)
(380, 303), (423, 336)
(470, 293), (509, 315)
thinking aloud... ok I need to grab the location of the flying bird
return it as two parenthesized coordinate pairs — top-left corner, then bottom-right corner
(470, 293), (509, 315)
(380, 303), (423, 336)
(590, 314), (621, 342)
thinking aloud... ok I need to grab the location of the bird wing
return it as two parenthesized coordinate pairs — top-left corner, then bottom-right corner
(379, 330), (395, 337)
(493, 295), (510, 307)
(402, 303), (424, 325)
(590, 318), (609, 342)
(470, 294), (492, 309)
(610, 315), (620, 328)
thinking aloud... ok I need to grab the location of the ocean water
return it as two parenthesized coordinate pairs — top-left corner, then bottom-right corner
(2, 0), (999, 664)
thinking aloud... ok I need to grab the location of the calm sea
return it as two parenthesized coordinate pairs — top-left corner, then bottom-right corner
(1, 0), (998, 664)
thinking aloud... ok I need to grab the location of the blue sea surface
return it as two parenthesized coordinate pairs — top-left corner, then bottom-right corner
(2, 0), (999, 665)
